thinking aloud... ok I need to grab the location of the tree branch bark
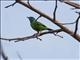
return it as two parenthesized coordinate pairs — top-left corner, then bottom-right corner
(64, 1), (80, 9)
(0, 29), (63, 42)
(59, 0), (80, 9)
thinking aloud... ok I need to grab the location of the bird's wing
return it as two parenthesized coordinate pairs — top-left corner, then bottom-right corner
(35, 21), (47, 28)
(31, 20), (48, 31)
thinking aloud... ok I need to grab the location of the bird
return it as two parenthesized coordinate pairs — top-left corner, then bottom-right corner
(27, 17), (53, 40)
(27, 17), (53, 33)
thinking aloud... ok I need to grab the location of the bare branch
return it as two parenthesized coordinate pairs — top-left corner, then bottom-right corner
(74, 12), (80, 36)
(27, 0), (30, 5)
(53, 0), (58, 21)
(59, 0), (72, 2)
(0, 29), (63, 42)
(27, 0), (32, 8)
(5, 2), (17, 8)
(1, 45), (8, 60)
(35, 15), (42, 21)
(16, 51), (23, 60)
(64, 1), (80, 9)
(59, 0), (80, 9)
(60, 21), (76, 25)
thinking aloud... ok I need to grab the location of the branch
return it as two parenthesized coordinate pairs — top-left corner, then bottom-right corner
(27, 0), (30, 6)
(4, 0), (22, 8)
(0, 29), (63, 42)
(59, 0), (80, 9)
(64, 1), (80, 9)
(53, 0), (58, 21)
(16, 51), (23, 60)
(35, 15), (42, 21)
(59, 21), (76, 25)
(74, 12), (80, 36)
(5, 2), (17, 8)
(1, 45), (8, 60)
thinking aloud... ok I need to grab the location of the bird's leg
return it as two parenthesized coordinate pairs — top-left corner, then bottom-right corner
(35, 31), (42, 41)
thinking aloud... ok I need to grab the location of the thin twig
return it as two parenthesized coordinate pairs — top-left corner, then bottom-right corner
(53, 32), (63, 38)
(60, 21), (76, 25)
(1, 44), (8, 60)
(27, 0), (32, 7)
(74, 12), (80, 36)
(27, 0), (30, 5)
(53, 0), (58, 21)
(35, 15), (42, 21)
(16, 51), (23, 60)
(5, 2), (17, 8)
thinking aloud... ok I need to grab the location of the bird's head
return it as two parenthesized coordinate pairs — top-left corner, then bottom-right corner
(27, 17), (35, 23)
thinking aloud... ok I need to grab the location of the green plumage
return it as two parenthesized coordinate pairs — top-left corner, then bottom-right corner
(31, 20), (48, 31)
(27, 17), (51, 32)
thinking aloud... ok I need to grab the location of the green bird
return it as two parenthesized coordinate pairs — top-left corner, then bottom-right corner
(27, 17), (53, 32)
(27, 17), (53, 40)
